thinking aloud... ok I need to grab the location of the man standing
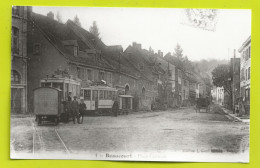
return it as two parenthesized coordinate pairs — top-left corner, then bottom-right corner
(112, 97), (119, 117)
(67, 92), (72, 102)
(79, 98), (86, 123)
(71, 96), (79, 124)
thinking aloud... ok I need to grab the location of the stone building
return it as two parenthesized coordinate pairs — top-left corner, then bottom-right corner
(26, 12), (154, 112)
(124, 43), (165, 110)
(11, 6), (32, 113)
(238, 36), (251, 115)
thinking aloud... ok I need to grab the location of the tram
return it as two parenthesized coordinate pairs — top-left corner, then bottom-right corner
(80, 85), (118, 115)
(40, 76), (81, 100)
(34, 76), (82, 125)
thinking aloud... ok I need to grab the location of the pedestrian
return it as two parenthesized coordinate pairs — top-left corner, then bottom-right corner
(79, 98), (86, 123)
(67, 91), (72, 102)
(112, 97), (119, 117)
(71, 96), (79, 124)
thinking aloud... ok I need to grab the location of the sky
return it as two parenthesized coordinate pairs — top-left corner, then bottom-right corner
(33, 7), (251, 61)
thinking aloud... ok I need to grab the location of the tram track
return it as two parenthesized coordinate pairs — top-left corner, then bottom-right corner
(31, 119), (70, 154)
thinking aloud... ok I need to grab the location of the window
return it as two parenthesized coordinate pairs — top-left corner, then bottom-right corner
(104, 91), (108, 99)
(33, 43), (41, 54)
(245, 69), (248, 81)
(248, 67), (250, 80)
(74, 46), (78, 56)
(99, 71), (105, 81)
(107, 72), (112, 85)
(12, 27), (19, 54)
(77, 67), (80, 78)
(92, 90), (98, 100)
(11, 70), (20, 83)
(99, 90), (104, 100)
(84, 90), (91, 100)
(87, 69), (92, 81)
(248, 46), (251, 58)
(108, 91), (112, 99)
(12, 6), (20, 16)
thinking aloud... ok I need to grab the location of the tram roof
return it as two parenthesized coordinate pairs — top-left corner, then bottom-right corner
(40, 77), (81, 84)
(81, 86), (117, 91)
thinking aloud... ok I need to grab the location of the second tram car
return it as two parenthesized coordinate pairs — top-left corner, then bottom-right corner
(80, 86), (117, 115)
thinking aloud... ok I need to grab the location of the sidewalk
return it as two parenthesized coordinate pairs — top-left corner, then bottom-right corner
(221, 107), (250, 123)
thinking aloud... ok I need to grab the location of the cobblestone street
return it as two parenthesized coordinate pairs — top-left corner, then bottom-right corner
(11, 106), (249, 157)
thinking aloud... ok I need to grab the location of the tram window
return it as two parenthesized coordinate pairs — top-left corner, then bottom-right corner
(99, 90), (104, 100)
(80, 89), (83, 97)
(65, 83), (69, 99)
(53, 83), (63, 91)
(108, 91), (112, 99)
(84, 90), (91, 100)
(104, 91), (108, 99)
(42, 82), (51, 87)
(92, 90), (98, 100)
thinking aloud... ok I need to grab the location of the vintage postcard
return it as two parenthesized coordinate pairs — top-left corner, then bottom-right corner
(10, 6), (250, 162)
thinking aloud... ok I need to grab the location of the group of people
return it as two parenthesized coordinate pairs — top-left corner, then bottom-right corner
(66, 92), (86, 124)
(64, 92), (120, 122)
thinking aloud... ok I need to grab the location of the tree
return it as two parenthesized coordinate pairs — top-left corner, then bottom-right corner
(56, 11), (62, 23)
(89, 21), (100, 38)
(173, 44), (185, 70)
(174, 44), (183, 59)
(73, 15), (81, 27)
(211, 64), (231, 96)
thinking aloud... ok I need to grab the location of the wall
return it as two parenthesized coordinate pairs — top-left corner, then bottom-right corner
(27, 21), (68, 112)
(11, 6), (30, 113)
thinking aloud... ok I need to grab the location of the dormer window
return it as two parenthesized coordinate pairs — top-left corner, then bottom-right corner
(74, 46), (78, 56)
(62, 40), (79, 57)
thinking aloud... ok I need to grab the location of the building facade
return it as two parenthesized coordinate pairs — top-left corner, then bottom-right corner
(27, 12), (155, 112)
(239, 36), (251, 115)
(11, 6), (31, 113)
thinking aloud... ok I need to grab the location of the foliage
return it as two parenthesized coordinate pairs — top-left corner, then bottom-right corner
(56, 11), (62, 23)
(211, 64), (231, 95)
(73, 15), (81, 27)
(174, 43), (183, 59)
(89, 21), (100, 38)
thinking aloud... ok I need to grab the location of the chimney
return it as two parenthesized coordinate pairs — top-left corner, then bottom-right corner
(47, 11), (54, 20)
(132, 42), (142, 49)
(161, 52), (164, 57)
(158, 50), (161, 56)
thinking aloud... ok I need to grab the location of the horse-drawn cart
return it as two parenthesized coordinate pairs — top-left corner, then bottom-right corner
(195, 97), (210, 113)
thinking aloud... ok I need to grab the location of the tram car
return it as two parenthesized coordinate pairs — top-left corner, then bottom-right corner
(34, 76), (81, 125)
(34, 87), (62, 125)
(80, 86), (118, 116)
(40, 76), (81, 100)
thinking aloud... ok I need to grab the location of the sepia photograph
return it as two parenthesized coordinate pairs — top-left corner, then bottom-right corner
(10, 6), (251, 162)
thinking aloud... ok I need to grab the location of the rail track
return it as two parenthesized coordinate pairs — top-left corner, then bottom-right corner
(31, 120), (70, 154)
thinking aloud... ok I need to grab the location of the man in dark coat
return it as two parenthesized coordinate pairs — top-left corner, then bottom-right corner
(71, 96), (79, 124)
(112, 97), (119, 117)
(67, 92), (72, 102)
(79, 98), (86, 118)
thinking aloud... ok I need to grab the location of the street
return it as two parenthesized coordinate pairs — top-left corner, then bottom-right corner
(11, 106), (249, 157)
